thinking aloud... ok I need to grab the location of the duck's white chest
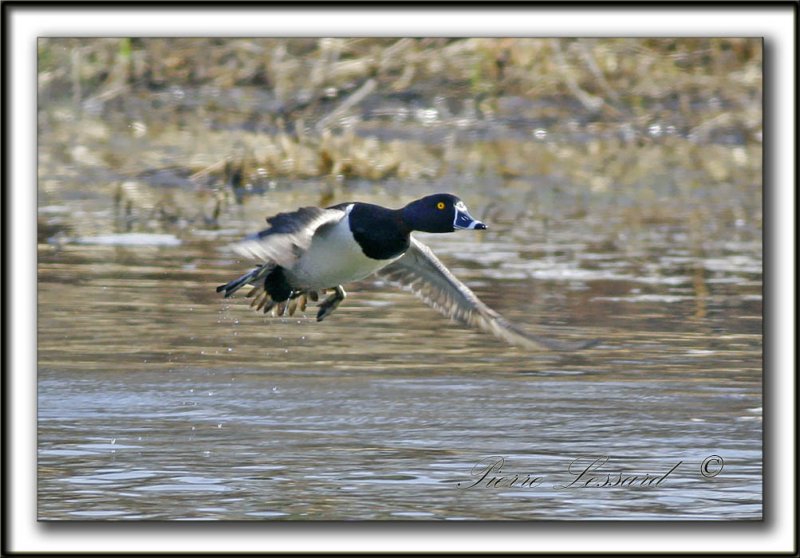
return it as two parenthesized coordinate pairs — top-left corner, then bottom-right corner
(286, 209), (398, 289)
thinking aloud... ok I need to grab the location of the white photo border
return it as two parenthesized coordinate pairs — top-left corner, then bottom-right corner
(5, 3), (795, 554)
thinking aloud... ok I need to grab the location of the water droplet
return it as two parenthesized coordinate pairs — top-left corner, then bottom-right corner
(130, 120), (147, 138)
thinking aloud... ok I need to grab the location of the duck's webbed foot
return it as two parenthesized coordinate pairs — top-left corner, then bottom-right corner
(316, 286), (346, 322)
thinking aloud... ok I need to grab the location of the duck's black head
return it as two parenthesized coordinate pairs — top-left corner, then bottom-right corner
(401, 193), (487, 233)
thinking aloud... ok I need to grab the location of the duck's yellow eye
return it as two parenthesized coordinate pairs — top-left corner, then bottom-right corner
(436, 202), (446, 210)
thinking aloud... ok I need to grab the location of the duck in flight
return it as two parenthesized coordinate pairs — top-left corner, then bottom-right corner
(217, 193), (597, 351)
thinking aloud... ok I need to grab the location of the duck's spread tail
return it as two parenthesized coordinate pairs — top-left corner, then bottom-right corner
(217, 264), (324, 318)
(244, 286), (319, 317)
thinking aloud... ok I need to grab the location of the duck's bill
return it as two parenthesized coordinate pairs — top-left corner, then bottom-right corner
(453, 206), (487, 230)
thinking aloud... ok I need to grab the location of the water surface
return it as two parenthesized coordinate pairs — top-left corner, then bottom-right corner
(38, 199), (762, 520)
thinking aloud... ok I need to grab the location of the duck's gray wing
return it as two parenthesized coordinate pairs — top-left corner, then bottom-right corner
(230, 206), (346, 268)
(376, 237), (598, 351)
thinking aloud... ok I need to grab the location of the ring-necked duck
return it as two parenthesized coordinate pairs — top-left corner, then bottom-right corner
(217, 193), (596, 351)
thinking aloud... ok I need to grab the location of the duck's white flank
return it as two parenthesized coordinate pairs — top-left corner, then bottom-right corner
(286, 204), (401, 290)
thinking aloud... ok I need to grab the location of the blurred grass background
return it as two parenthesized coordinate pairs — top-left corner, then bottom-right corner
(37, 38), (762, 235)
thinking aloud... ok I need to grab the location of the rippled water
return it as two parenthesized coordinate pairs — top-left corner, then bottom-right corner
(38, 191), (762, 520)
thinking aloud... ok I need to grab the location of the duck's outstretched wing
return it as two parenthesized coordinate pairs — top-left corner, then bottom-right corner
(376, 237), (598, 351)
(230, 206), (346, 268)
